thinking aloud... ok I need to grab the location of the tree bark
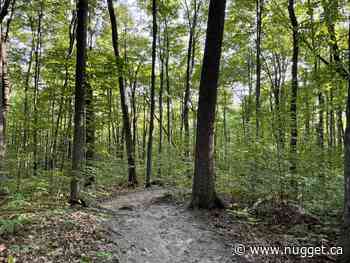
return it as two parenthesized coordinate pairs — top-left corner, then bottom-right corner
(85, 82), (95, 160)
(145, 0), (157, 188)
(0, 0), (13, 169)
(318, 92), (324, 149)
(86, 13), (95, 162)
(165, 19), (172, 146)
(255, 0), (263, 138)
(32, 4), (43, 176)
(338, 15), (350, 263)
(0, 34), (8, 164)
(288, 0), (299, 200)
(191, 0), (226, 209)
(183, 0), (200, 159)
(70, 0), (88, 203)
(107, 0), (137, 186)
(158, 31), (164, 177)
(0, 0), (11, 24)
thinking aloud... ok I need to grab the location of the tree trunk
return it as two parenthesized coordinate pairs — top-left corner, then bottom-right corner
(255, 0), (263, 138)
(107, 0), (137, 186)
(158, 32), (164, 177)
(70, 0), (88, 204)
(191, 0), (226, 209)
(0, 33), (9, 165)
(51, 12), (76, 170)
(85, 82), (95, 161)
(183, 0), (200, 159)
(0, 0), (13, 171)
(22, 33), (35, 175)
(337, 108), (344, 149)
(318, 92), (324, 148)
(32, 4), (43, 176)
(145, 0), (157, 188)
(86, 17), (95, 162)
(131, 75), (138, 160)
(142, 94), (147, 161)
(329, 92), (334, 148)
(165, 19), (171, 146)
(288, 0), (299, 200)
(338, 15), (350, 263)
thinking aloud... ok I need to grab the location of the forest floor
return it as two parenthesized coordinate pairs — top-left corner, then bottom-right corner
(101, 187), (235, 263)
(0, 186), (339, 263)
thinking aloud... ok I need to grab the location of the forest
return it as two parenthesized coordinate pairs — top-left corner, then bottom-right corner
(0, 0), (350, 262)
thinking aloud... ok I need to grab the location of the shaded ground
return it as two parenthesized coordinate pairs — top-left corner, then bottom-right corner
(0, 209), (119, 263)
(102, 187), (236, 263)
(101, 188), (338, 263)
(0, 187), (338, 262)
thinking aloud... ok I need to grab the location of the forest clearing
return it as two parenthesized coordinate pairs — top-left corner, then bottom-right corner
(0, 0), (349, 262)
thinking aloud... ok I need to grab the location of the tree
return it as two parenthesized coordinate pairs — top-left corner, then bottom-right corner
(183, 0), (201, 160)
(338, 14), (350, 263)
(86, 8), (96, 163)
(288, 0), (299, 200)
(0, 0), (14, 167)
(255, 0), (263, 138)
(191, 0), (226, 209)
(32, 2), (43, 176)
(107, 0), (137, 186)
(145, 0), (157, 188)
(70, 0), (88, 204)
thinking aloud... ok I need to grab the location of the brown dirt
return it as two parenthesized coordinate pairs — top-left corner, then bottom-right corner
(101, 187), (238, 263)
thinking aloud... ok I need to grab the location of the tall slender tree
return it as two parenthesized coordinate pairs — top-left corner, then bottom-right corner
(183, 0), (201, 159)
(338, 14), (350, 263)
(32, 3), (43, 176)
(107, 0), (137, 186)
(70, 0), (88, 204)
(288, 0), (299, 200)
(0, 0), (13, 168)
(255, 0), (263, 138)
(158, 29), (164, 177)
(86, 10), (95, 163)
(145, 0), (157, 187)
(191, 0), (226, 209)
(164, 19), (171, 146)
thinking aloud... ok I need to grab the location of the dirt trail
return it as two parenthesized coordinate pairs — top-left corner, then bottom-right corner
(101, 187), (237, 263)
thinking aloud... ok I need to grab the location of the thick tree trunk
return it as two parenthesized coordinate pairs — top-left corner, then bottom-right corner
(191, 0), (226, 209)
(145, 0), (157, 187)
(107, 0), (137, 186)
(288, 0), (299, 200)
(70, 0), (88, 204)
